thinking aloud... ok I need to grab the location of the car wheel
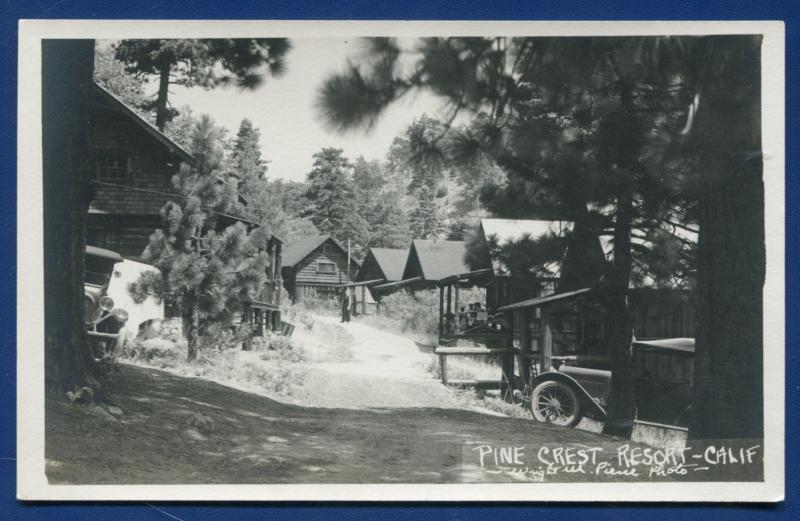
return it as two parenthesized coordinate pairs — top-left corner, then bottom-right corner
(530, 380), (582, 427)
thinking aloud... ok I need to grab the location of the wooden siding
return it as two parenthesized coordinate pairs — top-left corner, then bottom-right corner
(87, 214), (161, 261)
(630, 289), (696, 339)
(88, 102), (180, 216)
(282, 239), (360, 303)
(293, 242), (358, 285)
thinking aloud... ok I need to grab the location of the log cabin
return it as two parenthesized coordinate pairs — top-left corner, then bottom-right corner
(281, 235), (360, 304)
(85, 82), (284, 332)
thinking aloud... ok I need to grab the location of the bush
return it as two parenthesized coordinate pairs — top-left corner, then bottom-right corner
(375, 289), (439, 336)
(252, 331), (307, 363)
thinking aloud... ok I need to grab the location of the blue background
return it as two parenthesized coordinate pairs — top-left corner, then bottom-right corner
(1, 1), (796, 519)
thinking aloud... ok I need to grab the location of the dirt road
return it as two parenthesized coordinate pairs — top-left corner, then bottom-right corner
(46, 364), (629, 484)
(291, 314), (464, 409)
(52, 314), (742, 485)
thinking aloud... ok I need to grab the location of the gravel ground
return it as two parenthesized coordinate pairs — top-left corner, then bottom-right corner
(291, 314), (463, 409)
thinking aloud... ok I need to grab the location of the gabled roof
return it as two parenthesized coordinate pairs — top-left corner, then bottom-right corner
(281, 234), (361, 269)
(92, 82), (195, 165)
(366, 247), (408, 282)
(480, 218), (573, 277)
(403, 239), (470, 281)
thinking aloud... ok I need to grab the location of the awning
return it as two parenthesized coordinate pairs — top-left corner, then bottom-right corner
(372, 276), (424, 291)
(632, 337), (695, 357)
(497, 287), (593, 311)
(436, 268), (492, 286)
(336, 279), (385, 288)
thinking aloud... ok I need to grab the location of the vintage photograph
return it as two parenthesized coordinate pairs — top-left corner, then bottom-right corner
(18, 21), (784, 501)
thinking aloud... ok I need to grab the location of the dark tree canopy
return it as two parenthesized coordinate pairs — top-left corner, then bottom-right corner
(316, 35), (765, 440)
(114, 38), (291, 129)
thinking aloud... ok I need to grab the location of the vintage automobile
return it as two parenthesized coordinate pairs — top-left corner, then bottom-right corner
(84, 245), (129, 361)
(526, 337), (695, 428)
(499, 288), (695, 429)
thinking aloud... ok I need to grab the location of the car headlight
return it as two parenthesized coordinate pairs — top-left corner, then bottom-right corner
(112, 308), (129, 323)
(99, 296), (114, 311)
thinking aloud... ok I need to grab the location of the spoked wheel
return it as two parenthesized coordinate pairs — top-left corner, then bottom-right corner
(530, 380), (582, 427)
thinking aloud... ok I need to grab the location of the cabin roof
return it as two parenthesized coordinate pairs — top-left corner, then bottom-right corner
(498, 287), (593, 311)
(281, 234), (361, 269)
(366, 247), (408, 282)
(92, 82), (195, 165)
(632, 337), (695, 357)
(404, 239), (470, 281)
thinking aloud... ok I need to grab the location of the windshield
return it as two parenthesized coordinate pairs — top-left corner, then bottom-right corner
(84, 254), (116, 287)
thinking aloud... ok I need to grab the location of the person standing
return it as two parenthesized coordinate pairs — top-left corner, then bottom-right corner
(340, 287), (352, 323)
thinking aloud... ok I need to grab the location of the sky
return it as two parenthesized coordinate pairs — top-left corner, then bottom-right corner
(160, 38), (454, 182)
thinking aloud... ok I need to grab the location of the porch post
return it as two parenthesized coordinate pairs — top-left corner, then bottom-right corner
(454, 283), (460, 332)
(438, 285), (444, 339)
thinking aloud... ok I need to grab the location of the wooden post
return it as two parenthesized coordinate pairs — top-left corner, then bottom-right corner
(361, 284), (366, 315)
(446, 284), (452, 335)
(519, 308), (532, 392)
(438, 285), (445, 339)
(501, 326), (515, 401)
(542, 316), (553, 372)
(454, 283), (460, 332)
(440, 354), (448, 385)
(243, 303), (253, 351)
(255, 309), (265, 336)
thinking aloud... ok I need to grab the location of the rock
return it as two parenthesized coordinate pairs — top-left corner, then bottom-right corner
(105, 405), (123, 417)
(66, 386), (94, 405)
(186, 412), (215, 434)
(86, 405), (117, 422)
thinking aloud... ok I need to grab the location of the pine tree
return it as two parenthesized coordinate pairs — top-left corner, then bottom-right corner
(303, 148), (366, 249)
(408, 185), (446, 240)
(232, 118), (267, 188)
(317, 36), (767, 439)
(130, 115), (269, 361)
(114, 39), (291, 129)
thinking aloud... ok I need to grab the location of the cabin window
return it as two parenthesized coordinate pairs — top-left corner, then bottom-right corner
(316, 261), (337, 274)
(95, 153), (130, 181)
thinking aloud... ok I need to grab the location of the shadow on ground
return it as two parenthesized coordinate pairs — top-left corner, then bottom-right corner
(45, 364), (635, 484)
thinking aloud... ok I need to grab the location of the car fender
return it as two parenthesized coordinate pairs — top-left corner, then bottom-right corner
(531, 371), (608, 419)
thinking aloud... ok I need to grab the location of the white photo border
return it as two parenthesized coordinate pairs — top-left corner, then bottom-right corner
(17, 19), (786, 502)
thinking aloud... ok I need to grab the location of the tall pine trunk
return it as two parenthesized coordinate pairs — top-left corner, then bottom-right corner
(42, 40), (102, 399)
(182, 305), (201, 362)
(602, 188), (635, 437)
(155, 62), (171, 131)
(688, 36), (764, 440)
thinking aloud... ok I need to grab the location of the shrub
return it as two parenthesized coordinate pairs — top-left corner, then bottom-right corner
(376, 289), (439, 336)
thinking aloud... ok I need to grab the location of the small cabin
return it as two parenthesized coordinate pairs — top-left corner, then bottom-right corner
(281, 235), (360, 304)
(356, 247), (408, 299)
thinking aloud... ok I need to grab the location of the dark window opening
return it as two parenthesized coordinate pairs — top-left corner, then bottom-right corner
(317, 261), (337, 274)
(95, 153), (130, 181)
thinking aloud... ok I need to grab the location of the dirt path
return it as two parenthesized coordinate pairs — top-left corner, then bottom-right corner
(291, 314), (462, 409)
(42, 364), (643, 485)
